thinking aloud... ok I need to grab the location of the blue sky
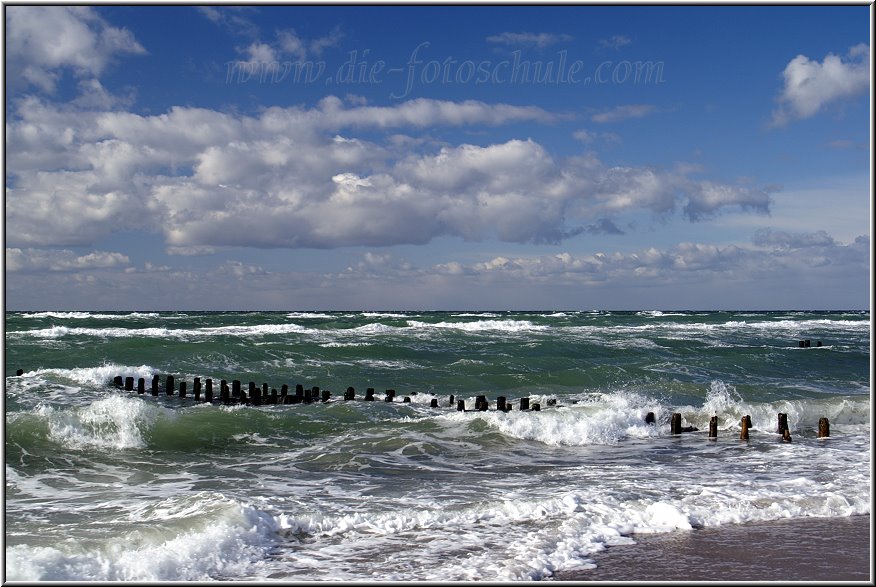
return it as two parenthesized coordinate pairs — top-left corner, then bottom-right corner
(4, 4), (871, 310)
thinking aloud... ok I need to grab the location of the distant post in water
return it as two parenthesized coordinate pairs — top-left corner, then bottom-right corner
(708, 416), (718, 439)
(520, 397), (530, 411)
(152, 375), (160, 396)
(497, 396), (507, 412)
(166, 375), (175, 396)
(457, 399), (465, 411)
(205, 378), (213, 402)
(124, 376), (134, 391)
(818, 417), (830, 438)
(670, 413), (682, 435)
(345, 387), (355, 401)
(365, 388), (375, 401)
(430, 398), (438, 408)
(777, 413), (789, 436)
(179, 381), (187, 398)
(645, 412), (656, 425)
(137, 378), (145, 394)
(740, 415), (750, 440)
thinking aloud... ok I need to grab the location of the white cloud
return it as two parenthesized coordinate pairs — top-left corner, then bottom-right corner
(6, 248), (130, 272)
(486, 32), (573, 48)
(5, 6), (146, 93)
(772, 44), (870, 126)
(591, 104), (657, 124)
(598, 35), (631, 50)
(6, 96), (773, 252)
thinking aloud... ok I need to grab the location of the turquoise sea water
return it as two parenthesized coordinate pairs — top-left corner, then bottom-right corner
(4, 310), (871, 580)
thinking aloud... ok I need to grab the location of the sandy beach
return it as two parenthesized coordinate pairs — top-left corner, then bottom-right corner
(553, 514), (871, 582)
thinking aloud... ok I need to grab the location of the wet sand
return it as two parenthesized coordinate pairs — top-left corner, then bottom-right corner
(553, 514), (871, 582)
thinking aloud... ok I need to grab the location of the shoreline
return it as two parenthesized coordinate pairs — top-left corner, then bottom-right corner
(552, 514), (871, 582)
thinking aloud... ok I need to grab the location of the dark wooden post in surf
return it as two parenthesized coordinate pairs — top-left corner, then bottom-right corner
(670, 413), (682, 435)
(322, 389), (331, 402)
(262, 383), (268, 398)
(137, 378), (145, 394)
(179, 381), (187, 399)
(645, 412), (656, 425)
(403, 396), (411, 403)
(386, 389), (396, 401)
(475, 395), (488, 411)
(740, 415), (750, 440)
(345, 387), (355, 400)
(782, 429), (792, 442)
(430, 398), (438, 408)
(365, 388), (375, 401)
(777, 413), (789, 436)
(708, 416), (718, 439)
(497, 396), (507, 412)
(818, 417), (830, 438)
(520, 397), (530, 411)
(532, 403), (540, 411)
(193, 377), (201, 401)
(113, 375), (123, 388)
(205, 378), (213, 402)
(152, 375), (160, 396)
(449, 394), (455, 407)
(457, 399), (465, 411)
(221, 380), (230, 404)
(124, 376), (134, 391)
(15, 369), (24, 376)
(248, 382), (256, 397)
(165, 375), (175, 396)
(269, 389), (278, 404)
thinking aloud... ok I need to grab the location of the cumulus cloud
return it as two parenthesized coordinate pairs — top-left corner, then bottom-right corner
(5, 6), (146, 93)
(6, 95), (773, 252)
(6, 248), (130, 272)
(591, 104), (657, 124)
(486, 31), (573, 48)
(772, 44), (870, 126)
(598, 35), (631, 50)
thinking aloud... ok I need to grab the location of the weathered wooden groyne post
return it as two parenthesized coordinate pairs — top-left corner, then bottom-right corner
(644, 412), (656, 424)
(740, 415), (750, 440)
(708, 416), (718, 439)
(137, 377), (145, 394)
(519, 397), (530, 411)
(205, 378), (213, 402)
(778, 411), (792, 442)
(670, 413), (682, 435)
(365, 387), (375, 401)
(345, 387), (355, 400)
(818, 417), (830, 438)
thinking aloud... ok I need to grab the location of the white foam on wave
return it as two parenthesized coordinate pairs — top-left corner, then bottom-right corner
(27, 363), (156, 387)
(285, 312), (337, 319)
(14, 323), (319, 340)
(19, 311), (162, 320)
(5, 493), (278, 581)
(36, 395), (167, 450)
(407, 319), (549, 333)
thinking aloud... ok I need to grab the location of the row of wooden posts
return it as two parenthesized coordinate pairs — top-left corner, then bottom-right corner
(105, 373), (832, 440)
(109, 374), (560, 411)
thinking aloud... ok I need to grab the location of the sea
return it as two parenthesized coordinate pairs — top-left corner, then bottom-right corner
(3, 309), (871, 581)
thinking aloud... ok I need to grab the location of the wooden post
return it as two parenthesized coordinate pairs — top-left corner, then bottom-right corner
(137, 377), (145, 394)
(249, 382), (256, 397)
(403, 396), (411, 403)
(321, 389), (331, 402)
(670, 413), (682, 435)
(497, 396), (507, 412)
(430, 398), (438, 408)
(193, 377), (201, 401)
(740, 415), (750, 440)
(520, 397), (530, 411)
(365, 388), (375, 401)
(386, 389), (396, 401)
(818, 417), (830, 438)
(798, 340), (805, 348)
(708, 416), (718, 439)
(743, 415), (752, 430)
(152, 375), (160, 396)
(221, 380), (229, 404)
(345, 386), (355, 400)
(114, 375), (124, 388)
(15, 369), (23, 376)
(205, 378), (213, 402)
(782, 429), (792, 442)
(777, 413), (789, 436)
(449, 394), (455, 406)
(532, 403), (540, 411)
(547, 398), (556, 406)
(816, 341), (822, 347)
(179, 381), (187, 399)
(262, 383), (268, 398)
(645, 412), (656, 424)
(232, 380), (241, 398)
(457, 399), (465, 411)
(166, 375), (175, 396)
(124, 376), (134, 391)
